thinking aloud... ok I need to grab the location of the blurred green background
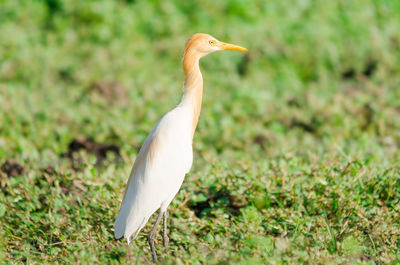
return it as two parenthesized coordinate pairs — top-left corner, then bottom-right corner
(0, 0), (399, 264)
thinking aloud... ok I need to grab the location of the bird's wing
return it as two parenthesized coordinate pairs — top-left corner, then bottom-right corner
(114, 108), (193, 242)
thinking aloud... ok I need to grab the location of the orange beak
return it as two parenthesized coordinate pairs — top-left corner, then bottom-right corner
(219, 42), (248, 52)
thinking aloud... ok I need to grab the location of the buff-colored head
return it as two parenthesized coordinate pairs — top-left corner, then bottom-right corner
(184, 33), (247, 58)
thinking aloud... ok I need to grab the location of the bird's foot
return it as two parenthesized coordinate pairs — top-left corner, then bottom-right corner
(147, 234), (158, 263)
(163, 234), (169, 248)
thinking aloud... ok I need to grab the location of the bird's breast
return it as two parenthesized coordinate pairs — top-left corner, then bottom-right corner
(149, 107), (194, 174)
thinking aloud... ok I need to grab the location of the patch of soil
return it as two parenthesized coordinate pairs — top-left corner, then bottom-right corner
(42, 166), (58, 176)
(1, 159), (25, 178)
(36, 166), (88, 209)
(0, 159), (25, 189)
(56, 208), (66, 215)
(36, 166), (72, 194)
(253, 134), (268, 151)
(289, 116), (321, 133)
(342, 68), (356, 79)
(188, 188), (248, 218)
(59, 179), (72, 195)
(342, 60), (377, 80)
(90, 81), (127, 105)
(265, 230), (282, 237)
(35, 166), (59, 189)
(65, 136), (121, 166)
(287, 97), (301, 107)
(58, 68), (75, 82)
(38, 194), (49, 209)
(363, 61), (377, 77)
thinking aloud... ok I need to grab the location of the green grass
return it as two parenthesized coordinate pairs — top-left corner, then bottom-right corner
(1, 0), (400, 264)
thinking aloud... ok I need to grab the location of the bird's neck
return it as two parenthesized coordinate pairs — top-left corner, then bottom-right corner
(181, 51), (203, 138)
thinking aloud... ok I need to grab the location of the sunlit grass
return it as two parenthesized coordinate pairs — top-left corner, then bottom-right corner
(1, 0), (399, 264)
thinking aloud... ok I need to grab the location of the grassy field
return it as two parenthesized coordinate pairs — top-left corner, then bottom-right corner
(1, 0), (400, 264)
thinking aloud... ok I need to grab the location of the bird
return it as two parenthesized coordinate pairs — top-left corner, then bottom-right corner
(114, 33), (247, 262)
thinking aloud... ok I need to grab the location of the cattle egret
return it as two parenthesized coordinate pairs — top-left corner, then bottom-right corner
(114, 33), (247, 262)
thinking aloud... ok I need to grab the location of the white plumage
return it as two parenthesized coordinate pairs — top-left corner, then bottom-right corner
(114, 105), (193, 242)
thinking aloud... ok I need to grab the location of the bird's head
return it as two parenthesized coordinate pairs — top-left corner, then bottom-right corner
(184, 33), (247, 58)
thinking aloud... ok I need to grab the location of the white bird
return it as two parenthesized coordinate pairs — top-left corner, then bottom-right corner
(114, 33), (247, 262)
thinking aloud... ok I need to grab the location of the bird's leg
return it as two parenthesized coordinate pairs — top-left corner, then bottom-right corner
(124, 244), (132, 261)
(162, 211), (169, 248)
(147, 211), (163, 263)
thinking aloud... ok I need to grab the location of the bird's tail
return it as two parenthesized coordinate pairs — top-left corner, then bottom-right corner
(114, 212), (147, 243)
(114, 197), (153, 243)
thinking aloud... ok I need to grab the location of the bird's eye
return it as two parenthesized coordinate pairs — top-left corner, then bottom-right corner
(209, 40), (216, 45)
